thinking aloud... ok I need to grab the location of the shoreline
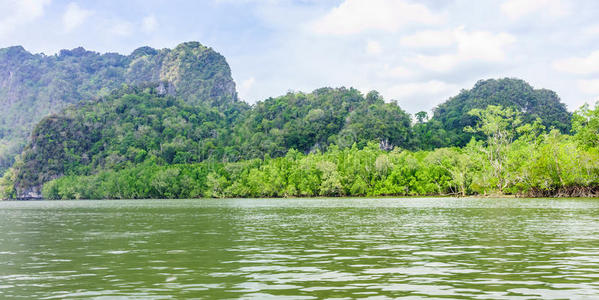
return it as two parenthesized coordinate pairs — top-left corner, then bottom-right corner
(4, 194), (599, 201)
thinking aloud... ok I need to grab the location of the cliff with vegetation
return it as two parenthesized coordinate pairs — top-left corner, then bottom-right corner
(0, 42), (238, 176)
(31, 103), (599, 200)
(0, 40), (588, 199)
(6, 85), (414, 198)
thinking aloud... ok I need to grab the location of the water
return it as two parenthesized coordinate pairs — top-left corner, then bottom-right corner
(1, 198), (598, 299)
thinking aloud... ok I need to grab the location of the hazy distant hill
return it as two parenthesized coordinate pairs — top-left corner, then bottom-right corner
(0, 42), (238, 175)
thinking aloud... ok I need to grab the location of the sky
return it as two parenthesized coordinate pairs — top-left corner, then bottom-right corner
(1, 0), (598, 114)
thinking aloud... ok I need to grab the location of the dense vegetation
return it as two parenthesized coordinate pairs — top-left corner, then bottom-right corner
(231, 88), (412, 159)
(9, 85), (242, 197)
(0, 40), (584, 200)
(30, 103), (599, 199)
(3, 98), (596, 199)
(0, 42), (237, 175)
(414, 78), (572, 149)
(5, 86), (414, 198)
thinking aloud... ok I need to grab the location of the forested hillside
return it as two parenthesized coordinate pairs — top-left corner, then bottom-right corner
(231, 88), (412, 159)
(33, 105), (599, 199)
(7, 86), (413, 198)
(0, 42), (237, 175)
(413, 78), (572, 149)
(0, 38), (580, 199)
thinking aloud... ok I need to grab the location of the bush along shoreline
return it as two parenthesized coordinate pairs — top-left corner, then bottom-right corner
(2, 100), (598, 200)
(34, 104), (599, 199)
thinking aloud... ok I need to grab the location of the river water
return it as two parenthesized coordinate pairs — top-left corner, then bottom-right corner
(0, 198), (598, 299)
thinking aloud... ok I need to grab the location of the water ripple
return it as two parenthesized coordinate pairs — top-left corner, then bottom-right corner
(0, 198), (598, 298)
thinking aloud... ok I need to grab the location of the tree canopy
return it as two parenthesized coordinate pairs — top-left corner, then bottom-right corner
(9, 85), (414, 198)
(0, 42), (238, 175)
(416, 78), (572, 149)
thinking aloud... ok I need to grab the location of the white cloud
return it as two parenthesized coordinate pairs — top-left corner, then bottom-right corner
(553, 51), (599, 75)
(366, 40), (382, 55)
(400, 30), (455, 48)
(62, 2), (93, 32)
(382, 64), (413, 78)
(142, 15), (158, 33)
(238, 77), (256, 100)
(110, 21), (134, 37)
(386, 80), (458, 98)
(455, 30), (515, 62)
(578, 79), (599, 95)
(384, 80), (460, 112)
(582, 25), (599, 36)
(0, 0), (51, 37)
(409, 54), (457, 73)
(501, 0), (570, 19)
(406, 27), (516, 73)
(309, 0), (442, 35)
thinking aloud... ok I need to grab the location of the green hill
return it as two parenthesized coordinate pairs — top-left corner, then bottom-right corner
(231, 88), (412, 159)
(414, 78), (572, 148)
(0, 41), (575, 200)
(0, 42), (238, 175)
(10, 86), (413, 198)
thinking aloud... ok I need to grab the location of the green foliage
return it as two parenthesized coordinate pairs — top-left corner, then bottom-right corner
(37, 100), (599, 200)
(40, 131), (599, 200)
(13, 85), (236, 196)
(3, 68), (585, 199)
(13, 86), (415, 197)
(233, 87), (412, 158)
(0, 167), (16, 199)
(417, 78), (572, 149)
(0, 42), (239, 174)
(465, 105), (522, 192)
(572, 102), (599, 148)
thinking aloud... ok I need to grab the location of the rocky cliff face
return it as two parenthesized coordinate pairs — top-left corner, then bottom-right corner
(0, 42), (238, 176)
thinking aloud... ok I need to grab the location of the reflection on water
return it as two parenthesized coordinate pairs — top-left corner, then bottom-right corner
(1, 198), (599, 298)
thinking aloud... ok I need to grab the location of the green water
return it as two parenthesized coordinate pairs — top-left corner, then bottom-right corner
(0, 198), (598, 299)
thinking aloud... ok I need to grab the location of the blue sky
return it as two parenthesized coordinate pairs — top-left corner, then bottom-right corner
(1, 0), (598, 113)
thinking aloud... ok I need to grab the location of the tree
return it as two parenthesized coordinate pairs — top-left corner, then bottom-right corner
(465, 105), (521, 192)
(0, 168), (16, 199)
(426, 78), (571, 148)
(572, 102), (599, 148)
(415, 111), (428, 123)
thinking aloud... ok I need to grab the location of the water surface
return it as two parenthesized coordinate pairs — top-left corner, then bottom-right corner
(1, 198), (598, 299)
